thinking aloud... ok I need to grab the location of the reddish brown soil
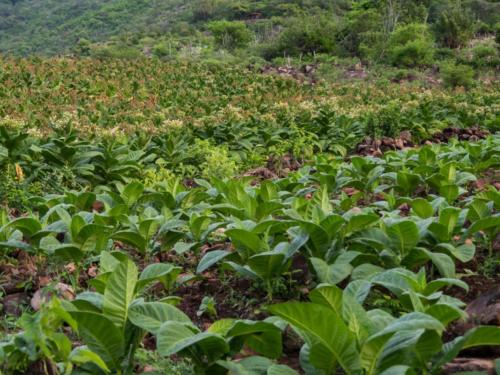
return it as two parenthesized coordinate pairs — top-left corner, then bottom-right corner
(356, 127), (489, 156)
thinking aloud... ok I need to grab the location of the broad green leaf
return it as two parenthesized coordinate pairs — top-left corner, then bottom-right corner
(197, 250), (231, 273)
(432, 326), (500, 371)
(248, 252), (286, 281)
(439, 184), (459, 203)
(121, 182), (144, 206)
(386, 221), (420, 256)
(111, 230), (147, 253)
(410, 199), (434, 219)
(103, 258), (138, 330)
(225, 229), (263, 254)
(344, 214), (379, 236)
(416, 248), (455, 278)
(157, 321), (228, 362)
(435, 243), (475, 263)
(128, 302), (190, 334)
(268, 364), (300, 375)
(466, 216), (500, 236)
(269, 302), (361, 374)
(4, 217), (42, 237)
(425, 304), (465, 326)
(70, 311), (124, 370)
(68, 346), (110, 372)
(99, 251), (121, 273)
(227, 320), (283, 359)
(310, 285), (343, 317)
(362, 313), (443, 374)
(136, 263), (181, 291)
(310, 257), (353, 285)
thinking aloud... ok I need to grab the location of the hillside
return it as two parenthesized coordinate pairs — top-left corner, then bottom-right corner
(0, 0), (189, 55)
(0, 0), (338, 55)
(1, 0), (499, 59)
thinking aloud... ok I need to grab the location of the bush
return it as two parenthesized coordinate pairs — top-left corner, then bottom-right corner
(432, 1), (474, 48)
(474, 21), (492, 36)
(91, 44), (143, 59)
(341, 8), (382, 56)
(208, 20), (252, 50)
(260, 16), (339, 59)
(72, 38), (91, 56)
(471, 41), (499, 67)
(153, 41), (172, 58)
(495, 22), (500, 45)
(434, 47), (456, 61)
(440, 62), (475, 88)
(388, 23), (435, 67)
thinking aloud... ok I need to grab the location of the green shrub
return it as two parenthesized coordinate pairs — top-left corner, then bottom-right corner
(432, 1), (474, 48)
(91, 44), (143, 59)
(260, 16), (339, 59)
(72, 38), (91, 56)
(341, 8), (382, 56)
(495, 22), (500, 45)
(471, 41), (499, 67)
(358, 30), (386, 62)
(474, 21), (493, 35)
(440, 61), (475, 88)
(434, 47), (456, 61)
(388, 23), (435, 67)
(208, 20), (253, 50)
(389, 68), (419, 82)
(153, 41), (172, 58)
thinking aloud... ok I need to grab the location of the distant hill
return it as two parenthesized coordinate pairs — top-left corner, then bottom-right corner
(0, 0), (498, 61)
(0, 0), (190, 55)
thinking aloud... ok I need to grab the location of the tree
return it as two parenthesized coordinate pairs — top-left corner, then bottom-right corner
(208, 20), (252, 50)
(261, 15), (339, 59)
(388, 23), (435, 67)
(432, 1), (474, 48)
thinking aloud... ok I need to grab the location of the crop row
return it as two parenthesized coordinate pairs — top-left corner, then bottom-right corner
(1, 135), (499, 374)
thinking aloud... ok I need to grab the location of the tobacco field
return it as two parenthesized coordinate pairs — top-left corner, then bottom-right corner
(0, 57), (500, 375)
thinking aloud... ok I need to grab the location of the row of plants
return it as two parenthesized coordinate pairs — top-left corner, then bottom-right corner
(0, 58), (498, 137)
(1, 100), (498, 210)
(1, 135), (499, 374)
(4, 254), (500, 374)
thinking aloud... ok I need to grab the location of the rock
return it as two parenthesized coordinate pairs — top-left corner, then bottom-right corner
(2, 292), (29, 316)
(442, 358), (495, 374)
(465, 287), (500, 326)
(92, 200), (104, 212)
(31, 283), (75, 311)
(394, 138), (405, 150)
(30, 290), (44, 311)
(400, 130), (412, 142)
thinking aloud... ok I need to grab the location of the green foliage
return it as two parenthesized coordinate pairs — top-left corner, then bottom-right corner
(260, 15), (339, 59)
(0, 34), (499, 374)
(0, 299), (107, 374)
(0, 0), (499, 80)
(66, 253), (186, 373)
(91, 43), (144, 59)
(269, 284), (500, 374)
(342, 7), (382, 57)
(208, 20), (252, 50)
(388, 23), (435, 67)
(440, 61), (475, 88)
(155, 315), (285, 373)
(432, 1), (474, 49)
(469, 40), (500, 68)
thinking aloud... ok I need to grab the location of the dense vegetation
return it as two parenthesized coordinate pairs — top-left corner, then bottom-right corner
(0, 0), (500, 374)
(1, 0), (500, 69)
(0, 54), (499, 373)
